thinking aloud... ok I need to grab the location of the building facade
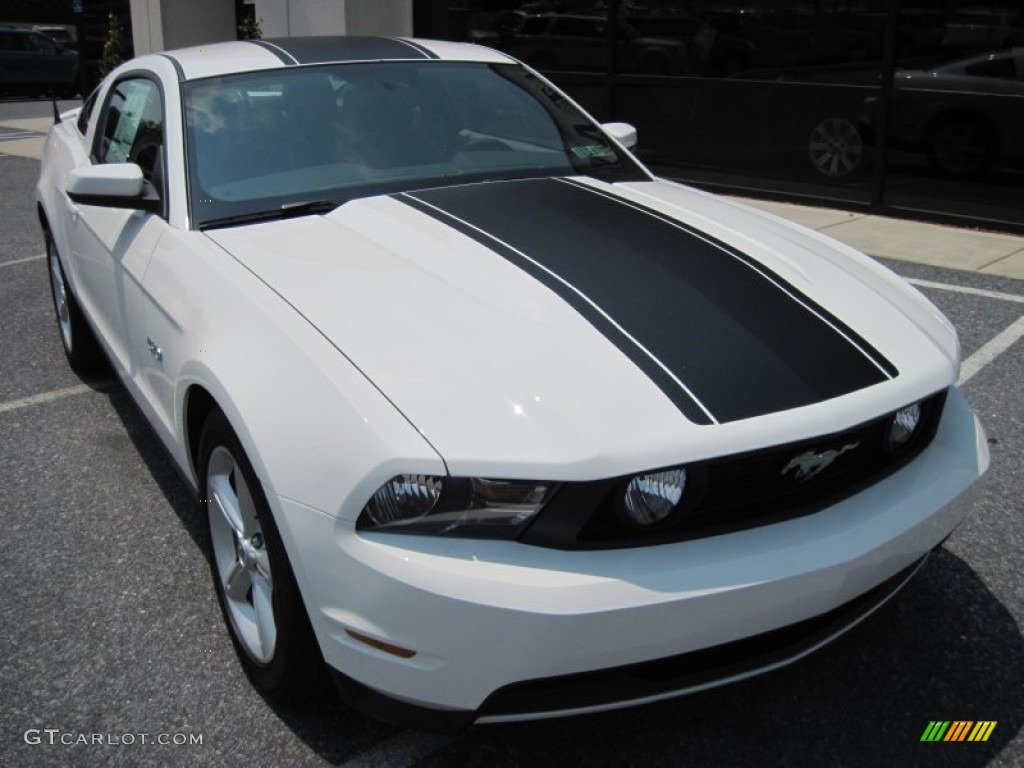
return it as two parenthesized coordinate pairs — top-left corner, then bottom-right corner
(420, 0), (1024, 234)
(20, 0), (1024, 232)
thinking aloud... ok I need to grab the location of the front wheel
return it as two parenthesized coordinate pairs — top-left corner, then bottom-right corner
(199, 411), (323, 703)
(46, 236), (103, 372)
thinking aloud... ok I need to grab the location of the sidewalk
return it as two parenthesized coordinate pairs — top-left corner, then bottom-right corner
(4, 114), (1022, 279)
(0, 117), (51, 160)
(727, 196), (1024, 280)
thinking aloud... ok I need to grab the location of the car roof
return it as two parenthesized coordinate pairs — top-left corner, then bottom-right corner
(160, 36), (515, 81)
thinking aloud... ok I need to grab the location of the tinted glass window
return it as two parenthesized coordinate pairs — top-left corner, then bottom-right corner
(963, 56), (1016, 80)
(77, 88), (99, 136)
(99, 78), (164, 187)
(27, 33), (57, 54)
(431, 1), (1024, 230)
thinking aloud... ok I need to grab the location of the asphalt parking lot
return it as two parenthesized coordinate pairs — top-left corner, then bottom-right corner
(2, 100), (1023, 768)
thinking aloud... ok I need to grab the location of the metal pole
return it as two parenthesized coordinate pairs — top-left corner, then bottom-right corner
(870, 0), (899, 210)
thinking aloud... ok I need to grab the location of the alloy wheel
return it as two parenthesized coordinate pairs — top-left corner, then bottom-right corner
(48, 242), (72, 352)
(207, 446), (277, 664)
(808, 117), (863, 178)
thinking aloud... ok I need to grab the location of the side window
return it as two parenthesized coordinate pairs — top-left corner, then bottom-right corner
(963, 56), (1016, 80)
(77, 88), (99, 136)
(28, 33), (57, 55)
(98, 78), (165, 189)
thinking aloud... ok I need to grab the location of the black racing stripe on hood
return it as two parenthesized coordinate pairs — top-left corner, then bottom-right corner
(400, 178), (896, 424)
(256, 36), (432, 65)
(559, 177), (899, 381)
(400, 193), (716, 425)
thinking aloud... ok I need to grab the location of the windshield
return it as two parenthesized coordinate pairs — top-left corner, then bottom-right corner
(184, 61), (647, 229)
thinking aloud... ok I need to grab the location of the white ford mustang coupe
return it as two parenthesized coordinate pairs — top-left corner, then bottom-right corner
(37, 36), (989, 731)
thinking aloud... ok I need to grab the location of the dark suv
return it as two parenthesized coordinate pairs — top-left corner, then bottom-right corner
(0, 26), (80, 97)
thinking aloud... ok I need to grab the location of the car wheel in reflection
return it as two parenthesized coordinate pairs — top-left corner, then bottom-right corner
(926, 116), (995, 177)
(808, 117), (863, 178)
(199, 410), (323, 703)
(46, 236), (103, 372)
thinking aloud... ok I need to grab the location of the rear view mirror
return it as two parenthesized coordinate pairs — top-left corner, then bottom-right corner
(602, 122), (638, 150)
(66, 163), (161, 213)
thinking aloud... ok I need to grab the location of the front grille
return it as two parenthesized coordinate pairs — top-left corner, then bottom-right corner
(521, 389), (947, 550)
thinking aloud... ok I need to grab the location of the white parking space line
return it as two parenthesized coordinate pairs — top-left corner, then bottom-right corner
(908, 278), (1024, 305)
(958, 314), (1024, 386)
(0, 253), (45, 268)
(0, 384), (94, 415)
(338, 732), (451, 768)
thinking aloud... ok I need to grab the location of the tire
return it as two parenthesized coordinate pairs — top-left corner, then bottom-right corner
(926, 116), (995, 177)
(198, 410), (323, 704)
(637, 55), (670, 75)
(46, 235), (103, 373)
(808, 117), (863, 178)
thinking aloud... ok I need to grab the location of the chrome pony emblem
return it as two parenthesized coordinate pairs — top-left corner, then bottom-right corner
(782, 442), (860, 482)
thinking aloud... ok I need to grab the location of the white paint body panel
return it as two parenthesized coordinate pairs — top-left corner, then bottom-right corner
(281, 388), (986, 713)
(207, 180), (956, 490)
(35, 37), (989, 722)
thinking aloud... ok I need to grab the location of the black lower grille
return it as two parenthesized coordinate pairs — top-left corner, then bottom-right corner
(521, 389), (947, 549)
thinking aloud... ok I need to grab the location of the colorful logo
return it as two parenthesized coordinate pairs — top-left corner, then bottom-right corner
(921, 721), (997, 742)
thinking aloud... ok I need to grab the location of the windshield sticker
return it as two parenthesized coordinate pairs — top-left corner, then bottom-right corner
(571, 145), (616, 161)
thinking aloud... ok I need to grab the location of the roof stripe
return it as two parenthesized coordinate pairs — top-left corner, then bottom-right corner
(257, 36), (431, 65)
(248, 39), (298, 65)
(392, 37), (439, 59)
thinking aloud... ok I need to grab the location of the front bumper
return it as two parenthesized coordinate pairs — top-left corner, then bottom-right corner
(274, 388), (987, 731)
(329, 551), (929, 732)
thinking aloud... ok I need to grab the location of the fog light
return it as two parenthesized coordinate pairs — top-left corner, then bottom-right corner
(887, 402), (922, 451)
(622, 468), (687, 526)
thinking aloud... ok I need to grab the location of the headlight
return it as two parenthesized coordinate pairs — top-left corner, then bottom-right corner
(619, 467), (687, 527)
(357, 475), (559, 538)
(361, 474), (442, 527)
(886, 401), (922, 452)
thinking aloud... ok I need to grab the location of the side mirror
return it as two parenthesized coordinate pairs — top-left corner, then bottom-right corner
(601, 122), (637, 150)
(66, 163), (161, 213)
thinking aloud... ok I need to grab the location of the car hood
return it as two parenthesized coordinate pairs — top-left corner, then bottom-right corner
(206, 177), (956, 479)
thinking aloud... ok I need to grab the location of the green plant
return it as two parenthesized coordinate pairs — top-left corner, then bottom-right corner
(100, 12), (125, 76)
(238, 15), (263, 41)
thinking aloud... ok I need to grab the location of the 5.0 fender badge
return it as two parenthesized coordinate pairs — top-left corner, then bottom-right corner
(782, 442), (860, 482)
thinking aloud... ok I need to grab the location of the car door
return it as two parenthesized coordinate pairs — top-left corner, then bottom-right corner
(66, 75), (168, 375)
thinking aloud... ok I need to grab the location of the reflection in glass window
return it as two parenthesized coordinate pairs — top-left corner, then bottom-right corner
(99, 78), (164, 186)
(184, 61), (644, 228)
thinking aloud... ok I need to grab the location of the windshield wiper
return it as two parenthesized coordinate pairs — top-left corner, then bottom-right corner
(199, 199), (339, 230)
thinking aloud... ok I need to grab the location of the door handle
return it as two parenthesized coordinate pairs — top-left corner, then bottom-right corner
(146, 337), (163, 362)
(64, 195), (79, 224)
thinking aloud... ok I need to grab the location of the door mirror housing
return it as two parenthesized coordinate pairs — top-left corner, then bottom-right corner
(66, 163), (161, 213)
(602, 122), (638, 150)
